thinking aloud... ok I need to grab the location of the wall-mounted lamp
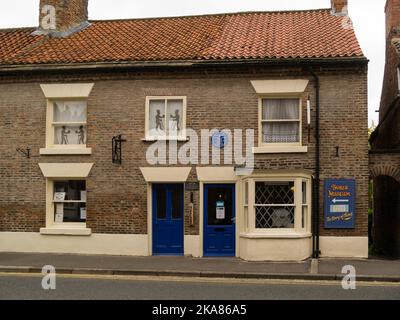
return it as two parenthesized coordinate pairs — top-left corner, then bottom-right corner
(307, 96), (311, 142)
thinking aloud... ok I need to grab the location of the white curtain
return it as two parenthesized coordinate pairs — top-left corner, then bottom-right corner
(262, 99), (299, 143)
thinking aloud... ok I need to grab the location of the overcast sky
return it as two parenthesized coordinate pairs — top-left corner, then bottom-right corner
(0, 0), (387, 125)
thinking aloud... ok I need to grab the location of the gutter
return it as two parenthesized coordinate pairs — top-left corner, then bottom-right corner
(0, 56), (368, 74)
(309, 68), (321, 259)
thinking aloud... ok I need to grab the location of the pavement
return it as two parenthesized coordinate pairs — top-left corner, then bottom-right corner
(0, 252), (399, 282)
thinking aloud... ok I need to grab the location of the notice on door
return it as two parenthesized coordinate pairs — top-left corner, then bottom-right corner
(216, 201), (225, 219)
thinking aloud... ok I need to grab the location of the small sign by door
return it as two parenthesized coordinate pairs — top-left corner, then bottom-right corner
(216, 201), (225, 219)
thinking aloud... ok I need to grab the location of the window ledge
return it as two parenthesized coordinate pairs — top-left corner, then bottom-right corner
(40, 148), (92, 155)
(40, 227), (91, 236)
(252, 146), (308, 154)
(240, 232), (312, 239)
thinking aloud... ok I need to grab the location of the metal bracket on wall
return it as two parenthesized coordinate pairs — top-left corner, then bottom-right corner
(112, 135), (126, 165)
(16, 147), (31, 159)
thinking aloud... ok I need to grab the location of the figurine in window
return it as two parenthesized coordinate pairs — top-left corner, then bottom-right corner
(170, 109), (180, 131)
(155, 109), (165, 131)
(61, 126), (70, 144)
(76, 125), (85, 144)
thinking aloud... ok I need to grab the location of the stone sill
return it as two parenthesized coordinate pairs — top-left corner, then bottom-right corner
(240, 232), (312, 239)
(40, 227), (92, 236)
(40, 148), (92, 155)
(253, 146), (308, 154)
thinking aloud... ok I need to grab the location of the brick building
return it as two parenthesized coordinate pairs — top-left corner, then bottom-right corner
(0, 0), (369, 261)
(370, 0), (400, 257)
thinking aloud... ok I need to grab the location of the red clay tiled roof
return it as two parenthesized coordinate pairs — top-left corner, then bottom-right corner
(0, 9), (364, 66)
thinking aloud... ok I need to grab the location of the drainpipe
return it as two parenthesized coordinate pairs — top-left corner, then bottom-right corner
(309, 68), (321, 259)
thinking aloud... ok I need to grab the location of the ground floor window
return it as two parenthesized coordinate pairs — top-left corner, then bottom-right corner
(53, 180), (87, 223)
(243, 174), (311, 233)
(47, 179), (87, 226)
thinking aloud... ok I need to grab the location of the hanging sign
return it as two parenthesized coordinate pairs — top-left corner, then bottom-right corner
(216, 201), (225, 219)
(324, 179), (356, 229)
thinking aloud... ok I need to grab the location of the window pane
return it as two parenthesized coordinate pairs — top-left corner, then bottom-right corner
(244, 181), (249, 206)
(302, 181), (307, 204)
(255, 182), (294, 205)
(54, 180), (86, 201)
(149, 100), (166, 136)
(54, 125), (87, 145)
(167, 100), (183, 136)
(302, 206), (307, 229)
(53, 180), (86, 223)
(207, 186), (233, 226)
(55, 202), (86, 223)
(262, 122), (299, 143)
(256, 206), (294, 228)
(171, 185), (183, 219)
(54, 101), (87, 122)
(262, 99), (299, 120)
(156, 186), (167, 219)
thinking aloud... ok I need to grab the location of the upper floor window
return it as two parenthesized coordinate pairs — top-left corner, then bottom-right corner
(53, 101), (87, 146)
(145, 96), (186, 140)
(260, 98), (301, 145)
(40, 83), (94, 155)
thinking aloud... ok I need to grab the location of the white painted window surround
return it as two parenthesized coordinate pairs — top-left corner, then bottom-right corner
(251, 79), (309, 154)
(39, 163), (94, 236)
(40, 83), (94, 155)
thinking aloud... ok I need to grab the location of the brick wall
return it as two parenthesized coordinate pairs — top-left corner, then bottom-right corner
(0, 65), (368, 237)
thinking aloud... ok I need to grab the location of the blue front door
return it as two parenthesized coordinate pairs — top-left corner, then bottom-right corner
(204, 184), (236, 257)
(152, 184), (184, 256)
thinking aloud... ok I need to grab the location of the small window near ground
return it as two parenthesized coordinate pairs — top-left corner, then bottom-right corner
(261, 99), (300, 144)
(53, 180), (86, 223)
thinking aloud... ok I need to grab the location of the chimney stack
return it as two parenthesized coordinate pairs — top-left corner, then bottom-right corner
(331, 0), (348, 16)
(36, 0), (89, 37)
(385, 0), (400, 38)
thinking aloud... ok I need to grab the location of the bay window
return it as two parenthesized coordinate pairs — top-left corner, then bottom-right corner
(243, 175), (311, 233)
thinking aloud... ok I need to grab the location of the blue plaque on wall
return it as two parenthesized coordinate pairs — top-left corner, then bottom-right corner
(211, 131), (229, 149)
(324, 179), (356, 229)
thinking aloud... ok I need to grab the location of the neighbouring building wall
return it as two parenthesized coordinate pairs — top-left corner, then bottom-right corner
(0, 65), (368, 258)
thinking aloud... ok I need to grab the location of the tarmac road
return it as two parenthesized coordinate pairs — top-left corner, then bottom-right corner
(0, 273), (400, 300)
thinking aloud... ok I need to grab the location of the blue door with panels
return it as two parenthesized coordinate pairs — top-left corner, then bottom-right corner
(204, 184), (236, 257)
(152, 184), (184, 256)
